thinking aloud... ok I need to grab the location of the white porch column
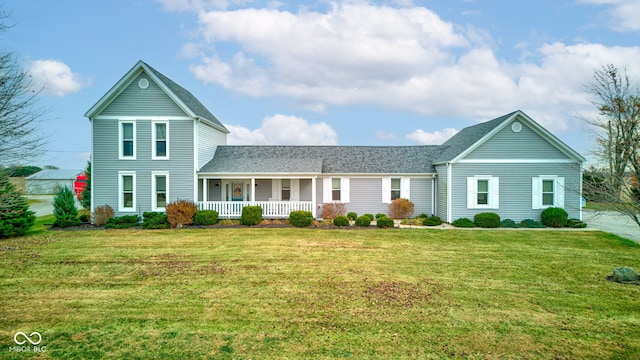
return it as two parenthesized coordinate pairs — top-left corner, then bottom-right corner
(251, 178), (256, 204)
(311, 177), (317, 218)
(203, 178), (208, 203)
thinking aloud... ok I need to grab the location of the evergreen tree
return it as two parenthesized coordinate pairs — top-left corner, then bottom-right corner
(80, 161), (91, 209)
(53, 186), (81, 228)
(0, 172), (35, 238)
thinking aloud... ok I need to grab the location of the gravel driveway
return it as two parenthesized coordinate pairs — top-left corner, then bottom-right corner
(583, 210), (640, 243)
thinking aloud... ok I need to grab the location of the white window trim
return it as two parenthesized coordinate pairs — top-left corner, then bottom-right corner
(152, 171), (169, 212)
(118, 120), (136, 160)
(382, 177), (411, 204)
(467, 176), (499, 209)
(323, 177), (350, 203)
(532, 176), (564, 209)
(118, 171), (136, 212)
(152, 120), (170, 160)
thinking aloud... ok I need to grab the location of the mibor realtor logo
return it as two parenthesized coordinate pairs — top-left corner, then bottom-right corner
(9, 332), (46, 353)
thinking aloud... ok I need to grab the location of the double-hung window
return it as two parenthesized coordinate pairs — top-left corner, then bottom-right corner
(119, 121), (136, 159)
(152, 121), (169, 159)
(391, 178), (401, 201)
(152, 171), (169, 211)
(467, 176), (499, 209)
(281, 179), (291, 201)
(332, 178), (341, 201)
(382, 177), (411, 204)
(119, 171), (136, 212)
(532, 176), (564, 209)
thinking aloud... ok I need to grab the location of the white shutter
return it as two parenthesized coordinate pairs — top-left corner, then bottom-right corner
(382, 178), (391, 204)
(401, 177), (411, 200)
(532, 177), (541, 209)
(556, 177), (565, 208)
(323, 178), (331, 203)
(467, 177), (476, 209)
(490, 177), (499, 209)
(291, 179), (300, 201)
(341, 178), (350, 203)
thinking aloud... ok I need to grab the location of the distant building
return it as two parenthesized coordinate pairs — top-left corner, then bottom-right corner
(25, 169), (83, 195)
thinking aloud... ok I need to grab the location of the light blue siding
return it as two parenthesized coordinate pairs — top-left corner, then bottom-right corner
(410, 177), (433, 216)
(100, 72), (188, 117)
(435, 165), (448, 220)
(92, 118), (195, 216)
(197, 121), (227, 169)
(463, 121), (570, 160)
(450, 163), (582, 221)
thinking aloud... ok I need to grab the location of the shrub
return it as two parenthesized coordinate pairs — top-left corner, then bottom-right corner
(423, 216), (443, 226)
(376, 216), (395, 228)
(474, 212), (501, 228)
(375, 213), (386, 220)
(363, 214), (374, 221)
(347, 212), (358, 220)
(142, 212), (169, 229)
(566, 218), (587, 228)
(193, 210), (219, 226)
(0, 173), (35, 238)
(519, 219), (545, 228)
(333, 215), (350, 227)
(320, 202), (345, 219)
(105, 215), (140, 229)
(166, 199), (197, 228)
(388, 198), (415, 219)
(53, 186), (81, 228)
(241, 206), (263, 226)
(418, 213), (430, 219)
(452, 218), (475, 228)
(92, 205), (114, 226)
(289, 210), (313, 227)
(541, 207), (568, 228)
(78, 210), (90, 223)
(354, 215), (371, 227)
(500, 219), (517, 228)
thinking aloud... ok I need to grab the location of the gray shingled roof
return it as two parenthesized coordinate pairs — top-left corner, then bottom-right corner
(143, 61), (229, 133)
(200, 146), (442, 174)
(435, 111), (516, 163)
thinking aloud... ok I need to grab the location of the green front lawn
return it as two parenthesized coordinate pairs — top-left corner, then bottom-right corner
(1, 227), (639, 359)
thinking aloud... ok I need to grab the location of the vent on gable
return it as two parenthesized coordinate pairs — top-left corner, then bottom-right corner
(138, 78), (149, 89)
(511, 121), (522, 133)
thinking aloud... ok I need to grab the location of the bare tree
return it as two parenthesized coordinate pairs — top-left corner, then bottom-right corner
(583, 64), (640, 226)
(0, 9), (47, 165)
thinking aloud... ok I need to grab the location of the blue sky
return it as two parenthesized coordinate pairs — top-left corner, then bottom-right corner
(4, 0), (640, 170)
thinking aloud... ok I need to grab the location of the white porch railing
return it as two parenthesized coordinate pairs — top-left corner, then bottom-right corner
(198, 201), (314, 218)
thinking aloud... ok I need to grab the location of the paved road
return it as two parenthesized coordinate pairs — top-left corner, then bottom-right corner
(26, 195), (55, 217)
(583, 210), (640, 243)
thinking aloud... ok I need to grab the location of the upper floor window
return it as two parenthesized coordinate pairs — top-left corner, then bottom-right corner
(119, 121), (136, 159)
(153, 121), (169, 159)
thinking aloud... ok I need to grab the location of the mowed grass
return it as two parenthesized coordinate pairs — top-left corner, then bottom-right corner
(1, 227), (639, 359)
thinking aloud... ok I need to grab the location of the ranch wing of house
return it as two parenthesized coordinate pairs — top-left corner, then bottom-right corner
(85, 61), (586, 222)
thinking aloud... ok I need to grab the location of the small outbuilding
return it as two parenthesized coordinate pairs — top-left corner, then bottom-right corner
(25, 169), (82, 195)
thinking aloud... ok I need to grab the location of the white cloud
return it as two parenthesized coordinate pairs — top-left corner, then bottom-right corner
(176, 2), (640, 134)
(374, 130), (396, 140)
(28, 59), (86, 96)
(579, 0), (640, 32)
(226, 114), (338, 145)
(406, 128), (458, 145)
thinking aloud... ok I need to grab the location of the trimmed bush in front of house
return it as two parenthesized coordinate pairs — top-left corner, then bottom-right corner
(142, 212), (170, 229)
(347, 212), (358, 220)
(166, 199), (198, 228)
(376, 216), (395, 228)
(105, 215), (140, 229)
(423, 216), (443, 226)
(289, 210), (313, 227)
(354, 215), (371, 227)
(452, 218), (475, 228)
(541, 207), (568, 228)
(193, 210), (219, 226)
(388, 198), (415, 219)
(241, 206), (263, 226)
(474, 212), (501, 228)
(333, 215), (350, 227)
(363, 214), (374, 222)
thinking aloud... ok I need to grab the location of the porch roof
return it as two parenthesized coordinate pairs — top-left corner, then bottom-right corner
(199, 145), (440, 174)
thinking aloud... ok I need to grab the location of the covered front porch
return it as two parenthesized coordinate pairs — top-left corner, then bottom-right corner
(197, 177), (317, 218)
